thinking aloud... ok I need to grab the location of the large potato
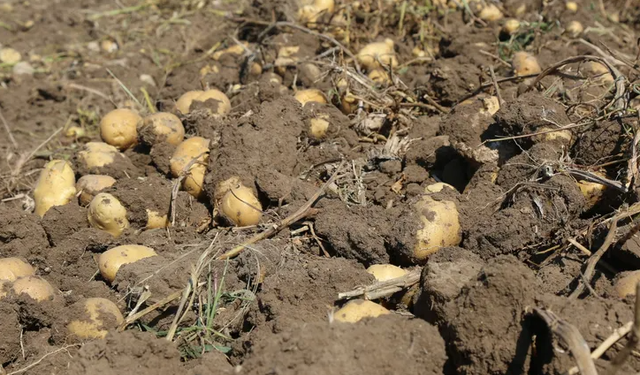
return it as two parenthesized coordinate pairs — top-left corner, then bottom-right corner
(98, 245), (158, 283)
(170, 137), (210, 199)
(87, 193), (129, 237)
(67, 297), (124, 339)
(414, 193), (461, 260)
(139, 112), (185, 146)
(33, 160), (77, 217)
(76, 175), (116, 206)
(12, 276), (56, 302)
(220, 183), (263, 226)
(100, 108), (142, 150)
(0, 257), (35, 282)
(333, 300), (390, 323)
(77, 142), (119, 169)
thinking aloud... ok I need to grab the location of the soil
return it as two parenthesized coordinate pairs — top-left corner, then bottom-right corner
(3, 0), (640, 374)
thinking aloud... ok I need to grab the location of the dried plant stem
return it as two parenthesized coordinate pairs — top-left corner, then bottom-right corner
(338, 269), (420, 300)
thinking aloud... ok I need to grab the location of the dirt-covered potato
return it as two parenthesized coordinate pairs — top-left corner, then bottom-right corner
(614, 270), (640, 298)
(77, 142), (120, 169)
(0, 257), (35, 282)
(146, 209), (169, 229)
(577, 179), (606, 208)
(298, 0), (335, 24)
(87, 193), (129, 237)
(583, 61), (614, 83)
(308, 114), (332, 139)
(76, 175), (116, 206)
(220, 183), (263, 226)
(98, 245), (158, 283)
(294, 89), (327, 106)
(414, 185), (461, 260)
(356, 39), (398, 71)
(368, 69), (391, 85)
(532, 127), (572, 145)
(11, 276), (56, 302)
(478, 4), (503, 21)
(170, 137), (210, 199)
(34, 160), (77, 217)
(333, 300), (390, 323)
(366, 264), (407, 282)
(67, 297), (124, 339)
(502, 19), (520, 35)
(512, 52), (541, 76)
(175, 90), (231, 115)
(176, 90), (205, 114)
(138, 112), (185, 146)
(99, 108), (142, 150)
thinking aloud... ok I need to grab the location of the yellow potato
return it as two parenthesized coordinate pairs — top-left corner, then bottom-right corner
(294, 89), (327, 106)
(502, 19), (520, 35)
(566, 20), (583, 37)
(566, 1), (578, 12)
(99, 108), (141, 150)
(76, 175), (116, 206)
(532, 127), (572, 145)
(170, 137), (210, 199)
(357, 39), (398, 71)
(196, 89), (232, 115)
(67, 298), (124, 339)
(615, 270), (640, 298)
(512, 52), (541, 76)
(139, 112), (185, 146)
(0, 258), (35, 282)
(212, 43), (247, 61)
(309, 116), (331, 139)
(77, 142), (119, 169)
(98, 245), (158, 283)
(146, 209), (169, 229)
(298, 0), (335, 24)
(12, 276), (56, 302)
(583, 61), (614, 84)
(577, 178), (606, 208)
(368, 69), (391, 84)
(414, 184), (461, 260)
(366, 264), (407, 282)
(87, 193), (129, 237)
(176, 90), (205, 114)
(478, 4), (503, 21)
(333, 300), (390, 323)
(34, 160), (77, 217)
(221, 184), (263, 226)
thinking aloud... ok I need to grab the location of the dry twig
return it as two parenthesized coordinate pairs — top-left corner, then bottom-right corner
(338, 269), (420, 300)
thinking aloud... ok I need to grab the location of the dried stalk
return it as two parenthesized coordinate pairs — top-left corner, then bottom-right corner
(338, 269), (420, 300)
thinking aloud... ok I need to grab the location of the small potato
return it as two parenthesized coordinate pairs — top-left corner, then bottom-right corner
(357, 39), (398, 71)
(98, 245), (158, 283)
(100, 108), (142, 150)
(176, 90), (205, 114)
(368, 69), (391, 85)
(139, 112), (185, 146)
(34, 160), (77, 217)
(298, 0), (335, 23)
(67, 298), (124, 339)
(294, 89), (327, 106)
(170, 137), (210, 199)
(146, 209), (169, 229)
(0, 258), (35, 282)
(366, 264), (407, 282)
(566, 20), (583, 37)
(577, 178), (606, 208)
(414, 184), (461, 260)
(212, 43), (247, 61)
(512, 51), (541, 76)
(76, 175), (116, 206)
(333, 300), (390, 323)
(12, 276), (56, 302)
(583, 61), (614, 84)
(565, 1), (578, 12)
(532, 127), (572, 145)
(77, 142), (119, 169)
(309, 116), (331, 139)
(478, 4), (503, 21)
(502, 19), (520, 35)
(221, 184), (263, 226)
(615, 270), (640, 298)
(88, 193), (129, 237)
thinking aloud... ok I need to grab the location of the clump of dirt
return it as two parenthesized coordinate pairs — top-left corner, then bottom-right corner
(73, 150), (143, 180)
(572, 119), (629, 167)
(0, 302), (21, 365)
(0, 205), (49, 259)
(239, 314), (447, 375)
(41, 202), (89, 246)
(425, 58), (483, 106)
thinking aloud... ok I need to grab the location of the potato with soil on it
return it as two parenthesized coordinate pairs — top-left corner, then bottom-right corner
(294, 88), (327, 106)
(614, 270), (640, 298)
(333, 299), (390, 323)
(366, 264), (407, 281)
(138, 112), (185, 146)
(170, 136), (210, 199)
(298, 0), (335, 25)
(33, 159), (77, 217)
(512, 51), (541, 76)
(98, 245), (158, 283)
(100, 108), (142, 150)
(11, 275), (56, 302)
(175, 89), (231, 115)
(76, 175), (116, 206)
(220, 182), (263, 227)
(87, 193), (129, 237)
(67, 297), (124, 339)
(75, 141), (139, 179)
(0, 257), (35, 282)
(356, 39), (398, 71)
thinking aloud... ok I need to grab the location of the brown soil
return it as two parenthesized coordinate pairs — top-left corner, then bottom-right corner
(2, 0), (640, 374)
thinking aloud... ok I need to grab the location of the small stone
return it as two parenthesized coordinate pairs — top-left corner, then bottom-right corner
(0, 48), (22, 64)
(12, 61), (34, 76)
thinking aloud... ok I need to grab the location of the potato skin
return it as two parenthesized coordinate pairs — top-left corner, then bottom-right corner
(34, 160), (77, 217)
(98, 244), (158, 283)
(615, 270), (640, 298)
(67, 297), (124, 339)
(0, 258), (35, 282)
(87, 193), (129, 237)
(77, 142), (119, 169)
(100, 109), (141, 150)
(414, 196), (461, 260)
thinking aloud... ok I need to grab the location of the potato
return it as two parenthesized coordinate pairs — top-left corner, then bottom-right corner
(502, 19), (520, 35)
(577, 178), (606, 208)
(0, 258), (35, 282)
(532, 127), (572, 145)
(34, 160), (77, 217)
(176, 90), (205, 114)
(294, 89), (327, 106)
(583, 61), (614, 84)
(615, 270), (640, 298)
(414, 184), (461, 260)
(0, 47), (21, 64)
(565, 1), (578, 12)
(479, 4), (503, 21)
(100, 108), (141, 150)
(220, 183), (263, 226)
(366, 264), (407, 282)
(309, 116), (331, 139)
(196, 89), (232, 115)
(139, 112), (185, 146)
(12, 276), (56, 302)
(566, 20), (583, 37)
(98, 245), (158, 283)
(512, 51), (541, 76)
(212, 43), (247, 61)
(67, 298), (124, 339)
(76, 175), (116, 206)
(146, 209), (169, 229)
(333, 300), (390, 323)
(357, 39), (398, 71)
(170, 137), (210, 199)
(368, 69), (391, 85)
(77, 142), (119, 169)
(298, 0), (335, 24)
(88, 193), (129, 237)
